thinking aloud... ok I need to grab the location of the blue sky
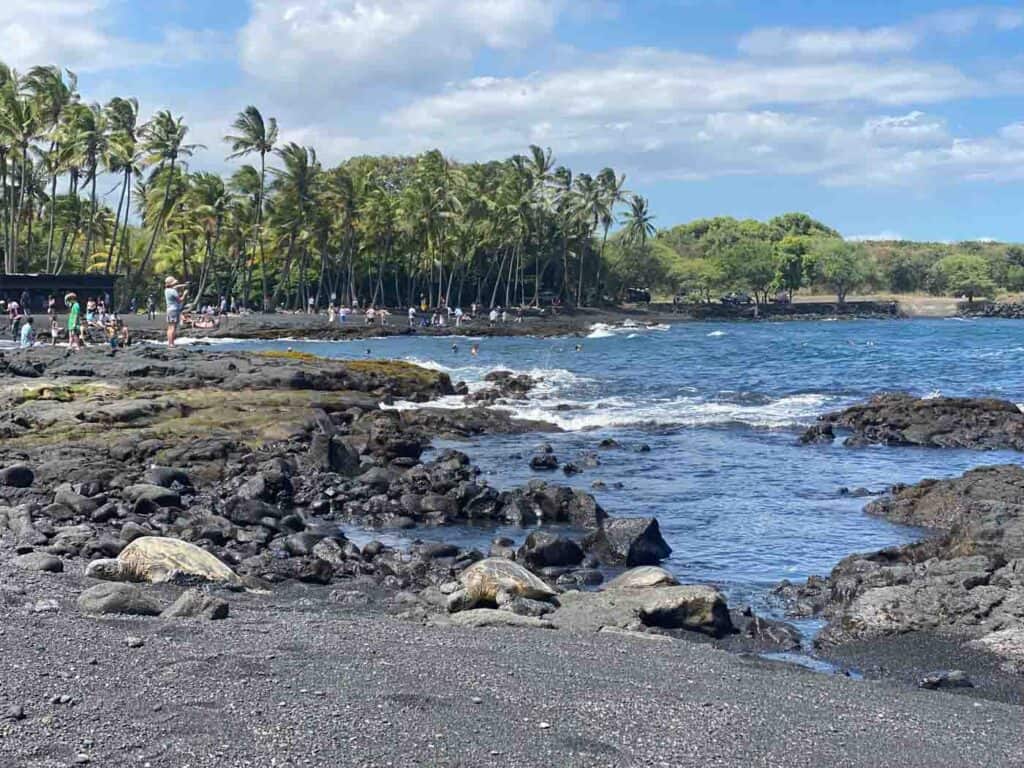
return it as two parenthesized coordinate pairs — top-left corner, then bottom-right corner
(2, 0), (1023, 241)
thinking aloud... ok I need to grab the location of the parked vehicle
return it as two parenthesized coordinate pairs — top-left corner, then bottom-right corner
(625, 287), (651, 303)
(720, 292), (753, 305)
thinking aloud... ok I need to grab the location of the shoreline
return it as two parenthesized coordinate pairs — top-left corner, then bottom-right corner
(1, 345), (1022, 764)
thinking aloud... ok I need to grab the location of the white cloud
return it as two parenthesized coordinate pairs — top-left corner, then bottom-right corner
(739, 26), (916, 58)
(239, 0), (561, 90)
(0, 0), (224, 71)
(739, 6), (1024, 59)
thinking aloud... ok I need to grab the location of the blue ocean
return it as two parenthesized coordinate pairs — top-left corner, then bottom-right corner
(219, 318), (1024, 621)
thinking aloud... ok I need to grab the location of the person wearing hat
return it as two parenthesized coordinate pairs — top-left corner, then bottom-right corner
(64, 293), (81, 350)
(164, 276), (188, 348)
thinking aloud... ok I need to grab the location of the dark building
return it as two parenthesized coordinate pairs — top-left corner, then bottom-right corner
(0, 273), (118, 313)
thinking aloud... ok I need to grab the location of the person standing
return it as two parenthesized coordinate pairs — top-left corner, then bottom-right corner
(164, 276), (187, 348)
(65, 293), (81, 350)
(146, 293), (156, 320)
(19, 316), (35, 348)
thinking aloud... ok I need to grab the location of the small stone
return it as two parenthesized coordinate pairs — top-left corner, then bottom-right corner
(4, 704), (25, 721)
(33, 599), (60, 614)
(538, 721), (551, 729)
(125, 636), (144, 649)
(471, 696), (482, 704)
(74, 753), (91, 764)
(152, 704), (162, 712)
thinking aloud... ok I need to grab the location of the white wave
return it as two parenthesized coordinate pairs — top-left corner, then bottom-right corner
(707, 330), (727, 337)
(922, 389), (942, 400)
(494, 392), (835, 431)
(587, 328), (615, 338)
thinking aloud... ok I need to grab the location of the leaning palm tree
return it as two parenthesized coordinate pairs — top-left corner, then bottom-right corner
(622, 194), (656, 248)
(224, 106), (277, 310)
(101, 97), (142, 274)
(593, 167), (628, 304)
(136, 110), (202, 284)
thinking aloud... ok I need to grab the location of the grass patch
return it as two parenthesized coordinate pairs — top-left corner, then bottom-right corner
(345, 359), (439, 386)
(258, 350), (323, 362)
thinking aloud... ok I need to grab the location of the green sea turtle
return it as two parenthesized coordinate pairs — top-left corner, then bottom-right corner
(85, 536), (242, 587)
(604, 566), (679, 591)
(447, 558), (557, 613)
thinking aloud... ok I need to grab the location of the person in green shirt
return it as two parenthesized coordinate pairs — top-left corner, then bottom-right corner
(65, 292), (81, 349)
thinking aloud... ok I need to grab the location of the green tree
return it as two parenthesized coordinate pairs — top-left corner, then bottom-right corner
(935, 253), (996, 303)
(774, 235), (808, 300)
(813, 241), (870, 304)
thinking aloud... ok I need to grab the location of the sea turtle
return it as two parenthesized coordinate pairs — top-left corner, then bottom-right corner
(85, 536), (242, 588)
(604, 566), (679, 591)
(447, 558), (557, 613)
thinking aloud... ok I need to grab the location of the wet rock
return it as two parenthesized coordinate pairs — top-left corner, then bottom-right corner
(499, 596), (557, 617)
(529, 454), (559, 471)
(310, 434), (362, 476)
(799, 423), (834, 444)
(161, 589), (229, 620)
(78, 583), (162, 616)
(488, 537), (517, 560)
(809, 393), (1024, 450)
(583, 517), (672, 567)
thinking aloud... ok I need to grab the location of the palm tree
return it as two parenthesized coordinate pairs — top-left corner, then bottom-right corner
(269, 142), (319, 308)
(102, 96), (141, 275)
(23, 65), (78, 271)
(70, 102), (108, 269)
(136, 110), (201, 284)
(593, 167), (628, 304)
(225, 106), (277, 310)
(622, 194), (656, 248)
(0, 74), (40, 272)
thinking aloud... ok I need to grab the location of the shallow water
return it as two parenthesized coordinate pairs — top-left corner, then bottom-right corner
(218, 318), (1024, 618)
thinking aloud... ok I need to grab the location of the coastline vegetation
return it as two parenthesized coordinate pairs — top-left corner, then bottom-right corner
(0, 62), (1019, 309)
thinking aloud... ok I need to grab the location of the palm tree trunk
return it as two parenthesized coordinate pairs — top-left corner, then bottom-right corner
(105, 174), (128, 274)
(137, 159), (173, 283)
(45, 170), (58, 272)
(82, 162), (98, 270)
(257, 152), (268, 311)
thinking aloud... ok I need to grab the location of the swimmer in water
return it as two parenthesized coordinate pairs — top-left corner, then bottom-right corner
(575, 343), (583, 352)
(470, 343), (479, 357)
(451, 342), (458, 353)
(365, 348), (371, 356)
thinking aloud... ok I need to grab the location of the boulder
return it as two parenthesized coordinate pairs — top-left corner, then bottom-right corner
(807, 393), (1024, 450)
(14, 552), (63, 573)
(529, 454), (559, 471)
(0, 464), (34, 488)
(144, 466), (193, 488)
(122, 484), (181, 509)
(583, 518), (672, 566)
(310, 434), (361, 475)
(77, 583), (162, 616)
(549, 585), (732, 637)
(604, 566), (678, 590)
(517, 531), (584, 570)
(160, 589), (229, 620)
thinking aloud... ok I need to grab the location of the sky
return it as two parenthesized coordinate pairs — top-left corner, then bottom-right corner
(1, 0), (1023, 241)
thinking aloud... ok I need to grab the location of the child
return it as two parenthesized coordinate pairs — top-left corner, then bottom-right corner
(50, 316), (59, 345)
(19, 316), (35, 348)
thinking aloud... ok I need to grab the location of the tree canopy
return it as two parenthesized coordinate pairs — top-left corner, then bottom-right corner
(1, 60), (1021, 310)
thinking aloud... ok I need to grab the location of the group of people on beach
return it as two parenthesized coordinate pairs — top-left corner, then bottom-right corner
(2, 290), (131, 350)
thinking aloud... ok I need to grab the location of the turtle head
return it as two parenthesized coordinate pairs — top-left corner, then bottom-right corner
(85, 558), (123, 581)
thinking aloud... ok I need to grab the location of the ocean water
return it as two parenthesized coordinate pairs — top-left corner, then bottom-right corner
(219, 318), (1024, 619)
